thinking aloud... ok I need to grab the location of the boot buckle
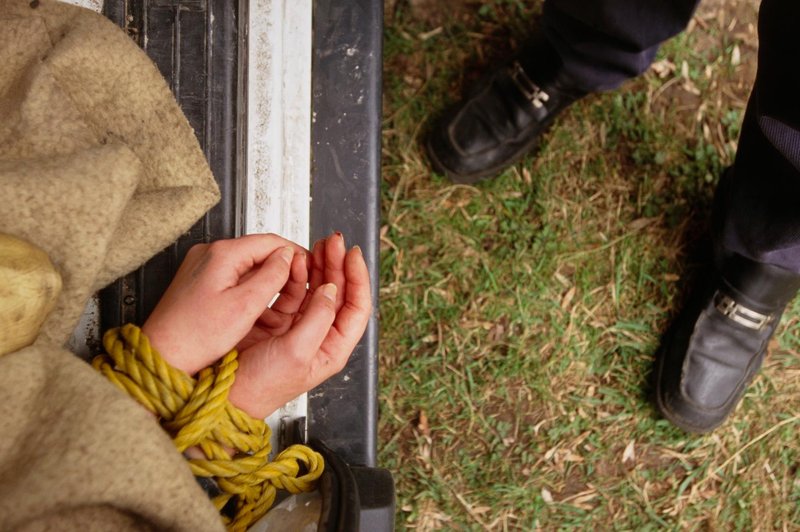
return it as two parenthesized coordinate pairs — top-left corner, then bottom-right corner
(714, 292), (773, 331)
(509, 61), (550, 109)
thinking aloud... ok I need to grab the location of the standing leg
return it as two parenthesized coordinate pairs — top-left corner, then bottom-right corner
(542, 1), (700, 92)
(427, 0), (700, 183)
(656, 0), (800, 433)
(722, 0), (800, 272)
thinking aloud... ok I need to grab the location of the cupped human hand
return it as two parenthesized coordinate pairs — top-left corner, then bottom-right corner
(227, 232), (372, 418)
(142, 232), (372, 420)
(141, 233), (308, 376)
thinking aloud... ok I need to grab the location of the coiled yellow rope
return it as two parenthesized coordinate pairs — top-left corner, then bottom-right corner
(92, 324), (324, 531)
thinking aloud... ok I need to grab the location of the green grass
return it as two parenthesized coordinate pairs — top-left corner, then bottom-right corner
(379, 1), (800, 529)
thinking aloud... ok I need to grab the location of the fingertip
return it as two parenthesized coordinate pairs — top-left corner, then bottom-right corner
(320, 282), (337, 302)
(288, 252), (308, 285)
(345, 244), (369, 278)
(282, 282), (338, 354)
(327, 231), (345, 248)
(325, 232), (347, 265)
(278, 246), (293, 266)
(346, 244), (365, 261)
(292, 250), (304, 268)
(342, 247), (371, 315)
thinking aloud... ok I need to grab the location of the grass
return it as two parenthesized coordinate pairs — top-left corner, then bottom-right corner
(378, 0), (800, 529)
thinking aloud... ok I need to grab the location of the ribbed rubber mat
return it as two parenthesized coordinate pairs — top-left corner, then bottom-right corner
(100, 0), (241, 328)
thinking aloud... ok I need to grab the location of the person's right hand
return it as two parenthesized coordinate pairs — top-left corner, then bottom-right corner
(142, 234), (308, 376)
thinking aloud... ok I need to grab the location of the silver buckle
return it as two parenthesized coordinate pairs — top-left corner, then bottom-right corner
(509, 61), (550, 109)
(714, 292), (773, 331)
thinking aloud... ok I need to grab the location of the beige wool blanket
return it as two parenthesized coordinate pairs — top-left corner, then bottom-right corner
(0, 0), (226, 529)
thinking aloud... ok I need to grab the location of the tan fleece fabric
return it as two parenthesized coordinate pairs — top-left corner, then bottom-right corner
(0, 0), (224, 530)
(1, 0), (220, 346)
(0, 346), (221, 531)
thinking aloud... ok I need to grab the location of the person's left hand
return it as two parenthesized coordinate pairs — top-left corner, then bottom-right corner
(228, 232), (372, 418)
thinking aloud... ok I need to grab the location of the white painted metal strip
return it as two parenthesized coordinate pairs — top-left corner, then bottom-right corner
(246, 0), (311, 243)
(58, 0), (103, 11)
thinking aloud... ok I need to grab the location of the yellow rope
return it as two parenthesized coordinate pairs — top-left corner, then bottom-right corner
(92, 324), (324, 531)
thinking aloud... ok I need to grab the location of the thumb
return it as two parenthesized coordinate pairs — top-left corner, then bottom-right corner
(231, 246), (294, 306)
(277, 283), (338, 362)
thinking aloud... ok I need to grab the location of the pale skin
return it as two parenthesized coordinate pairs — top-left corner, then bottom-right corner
(141, 232), (371, 419)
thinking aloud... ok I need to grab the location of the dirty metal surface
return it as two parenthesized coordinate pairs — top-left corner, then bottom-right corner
(99, 0), (241, 332)
(308, 0), (383, 468)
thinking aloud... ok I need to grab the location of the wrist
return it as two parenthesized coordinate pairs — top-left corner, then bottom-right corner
(140, 321), (198, 375)
(227, 355), (282, 419)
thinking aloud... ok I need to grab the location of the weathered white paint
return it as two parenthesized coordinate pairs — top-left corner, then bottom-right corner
(66, 295), (100, 360)
(246, 0), (312, 442)
(59, 0), (103, 12)
(246, 0), (311, 244)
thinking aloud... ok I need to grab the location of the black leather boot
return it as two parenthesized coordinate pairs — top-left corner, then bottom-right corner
(426, 33), (586, 184)
(656, 253), (800, 433)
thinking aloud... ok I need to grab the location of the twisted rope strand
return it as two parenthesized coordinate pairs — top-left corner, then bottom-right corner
(92, 324), (324, 531)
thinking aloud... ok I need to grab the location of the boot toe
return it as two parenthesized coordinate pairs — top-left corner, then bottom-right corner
(656, 254), (800, 433)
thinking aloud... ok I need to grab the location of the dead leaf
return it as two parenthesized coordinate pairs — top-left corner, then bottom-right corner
(681, 60), (689, 79)
(731, 44), (741, 66)
(651, 59), (676, 78)
(417, 410), (430, 437)
(522, 167), (532, 185)
(629, 217), (655, 231)
(561, 286), (576, 309)
(418, 26), (443, 41)
(622, 440), (635, 464)
(544, 446), (558, 461)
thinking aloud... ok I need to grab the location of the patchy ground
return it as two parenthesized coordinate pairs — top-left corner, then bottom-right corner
(379, 1), (800, 530)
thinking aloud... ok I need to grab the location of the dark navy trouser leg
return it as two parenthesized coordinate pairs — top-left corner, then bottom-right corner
(722, 0), (800, 273)
(542, 0), (800, 272)
(541, 0), (700, 92)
